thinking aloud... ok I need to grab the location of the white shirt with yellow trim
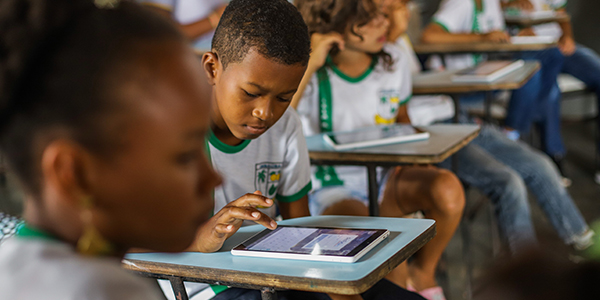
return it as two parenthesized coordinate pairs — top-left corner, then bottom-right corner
(297, 44), (411, 192)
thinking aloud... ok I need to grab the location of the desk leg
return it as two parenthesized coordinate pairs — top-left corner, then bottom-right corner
(261, 287), (278, 300)
(451, 94), (460, 124)
(484, 92), (493, 123)
(168, 277), (189, 300)
(367, 165), (380, 217)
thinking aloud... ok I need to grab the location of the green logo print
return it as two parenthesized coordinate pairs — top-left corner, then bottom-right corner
(255, 162), (282, 197)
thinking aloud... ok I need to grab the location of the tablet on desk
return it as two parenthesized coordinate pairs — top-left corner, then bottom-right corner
(231, 225), (390, 263)
(323, 124), (430, 151)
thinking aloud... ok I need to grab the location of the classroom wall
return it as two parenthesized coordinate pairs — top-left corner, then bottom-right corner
(415, 0), (600, 54)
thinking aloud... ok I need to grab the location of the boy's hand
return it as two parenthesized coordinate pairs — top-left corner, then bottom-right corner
(558, 35), (576, 56)
(517, 27), (536, 36)
(484, 31), (510, 43)
(308, 33), (345, 74)
(190, 191), (277, 253)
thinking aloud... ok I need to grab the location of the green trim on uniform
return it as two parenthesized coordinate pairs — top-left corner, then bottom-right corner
(400, 94), (412, 106)
(210, 285), (229, 295)
(276, 182), (312, 203)
(16, 223), (56, 241)
(432, 19), (451, 32)
(326, 56), (378, 83)
(208, 130), (251, 154)
(471, 0), (483, 65)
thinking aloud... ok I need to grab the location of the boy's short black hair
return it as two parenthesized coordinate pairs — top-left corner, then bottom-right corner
(211, 0), (311, 69)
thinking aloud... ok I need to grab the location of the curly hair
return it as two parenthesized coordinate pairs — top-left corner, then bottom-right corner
(211, 0), (311, 69)
(0, 0), (185, 196)
(295, 0), (393, 70)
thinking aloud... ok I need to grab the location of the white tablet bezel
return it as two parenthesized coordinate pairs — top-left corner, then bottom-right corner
(231, 225), (391, 263)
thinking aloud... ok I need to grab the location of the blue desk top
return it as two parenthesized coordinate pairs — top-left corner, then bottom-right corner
(124, 216), (435, 293)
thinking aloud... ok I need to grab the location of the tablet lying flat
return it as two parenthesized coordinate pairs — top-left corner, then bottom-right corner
(231, 225), (390, 263)
(323, 124), (430, 151)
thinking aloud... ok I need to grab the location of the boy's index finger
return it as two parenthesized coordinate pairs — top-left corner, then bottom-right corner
(235, 193), (274, 208)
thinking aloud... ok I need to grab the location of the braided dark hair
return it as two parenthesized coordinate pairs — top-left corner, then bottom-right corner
(211, 0), (311, 69)
(295, 0), (394, 70)
(0, 0), (185, 196)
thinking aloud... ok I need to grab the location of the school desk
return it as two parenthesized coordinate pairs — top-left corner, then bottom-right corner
(412, 41), (557, 55)
(504, 12), (570, 27)
(412, 60), (541, 122)
(307, 124), (480, 216)
(123, 215), (436, 300)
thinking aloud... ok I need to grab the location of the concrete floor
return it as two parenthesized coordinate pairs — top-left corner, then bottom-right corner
(442, 117), (600, 300)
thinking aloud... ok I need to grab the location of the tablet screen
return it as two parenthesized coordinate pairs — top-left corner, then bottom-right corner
(234, 226), (387, 257)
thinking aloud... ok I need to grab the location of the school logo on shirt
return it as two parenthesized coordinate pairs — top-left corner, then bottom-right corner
(375, 89), (401, 125)
(255, 162), (282, 198)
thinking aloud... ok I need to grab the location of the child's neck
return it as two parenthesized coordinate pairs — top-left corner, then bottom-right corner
(211, 122), (244, 146)
(331, 48), (374, 78)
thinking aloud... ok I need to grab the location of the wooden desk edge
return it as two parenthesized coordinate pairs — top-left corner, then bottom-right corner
(505, 14), (570, 26)
(122, 224), (436, 295)
(413, 43), (556, 55)
(309, 127), (480, 165)
(412, 63), (541, 95)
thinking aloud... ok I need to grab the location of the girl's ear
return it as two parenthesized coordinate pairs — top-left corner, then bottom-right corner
(202, 52), (220, 85)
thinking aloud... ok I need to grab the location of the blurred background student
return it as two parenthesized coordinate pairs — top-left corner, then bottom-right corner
(0, 0), (220, 298)
(139, 0), (228, 50)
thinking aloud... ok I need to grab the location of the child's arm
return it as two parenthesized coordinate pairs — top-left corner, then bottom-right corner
(278, 195), (311, 219)
(421, 23), (510, 44)
(396, 105), (411, 124)
(143, 3), (226, 40)
(555, 7), (576, 55)
(187, 191), (277, 253)
(291, 32), (345, 109)
(500, 0), (534, 11)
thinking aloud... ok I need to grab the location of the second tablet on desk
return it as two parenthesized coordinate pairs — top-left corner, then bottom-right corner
(231, 225), (390, 263)
(452, 60), (525, 83)
(323, 124), (430, 151)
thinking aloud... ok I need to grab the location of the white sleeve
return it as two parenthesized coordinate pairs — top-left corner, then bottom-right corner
(295, 74), (321, 137)
(487, 0), (507, 31)
(386, 44), (413, 105)
(431, 0), (474, 33)
(550, 0), (567, 9)
(276, 109), (312, 203)
(137, 0), (175, 11)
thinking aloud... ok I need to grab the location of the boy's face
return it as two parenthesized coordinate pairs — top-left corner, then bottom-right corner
(205, 50), (306, 141)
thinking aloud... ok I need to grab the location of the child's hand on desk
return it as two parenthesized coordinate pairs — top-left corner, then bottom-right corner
(484, 31), (510, 43)
(189, 191), (277, 253)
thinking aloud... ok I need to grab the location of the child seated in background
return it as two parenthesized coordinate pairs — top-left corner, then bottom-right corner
(421, 0), (570, 180)
(503, 0), (600, 184)
(186, 1), (425, 299)
(139, 0), (228, 50)
(292, 1), (467, 299)
(0, 1), (220, 299)
(397, 0), (593, 255)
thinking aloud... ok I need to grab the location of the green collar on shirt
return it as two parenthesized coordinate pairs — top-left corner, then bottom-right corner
(208, 130), (251, 154)
(325, 55), (378, 83)
(16, 223), (58, 241)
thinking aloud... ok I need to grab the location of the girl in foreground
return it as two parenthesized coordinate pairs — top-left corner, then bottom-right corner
(0, 0), (220, 298)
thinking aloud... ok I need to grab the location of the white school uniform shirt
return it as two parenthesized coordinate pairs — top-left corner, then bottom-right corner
(395, 35), (456, 125)
(0, 237), (163, 300)
(296, 44), (411, 192)
(207, 108), (312, 219)
(138, 0), (227, 50)
(529, 0), (567, 39)
(431, 0), (506, 70)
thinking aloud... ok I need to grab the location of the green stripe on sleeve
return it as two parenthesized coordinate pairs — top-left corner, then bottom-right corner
(400, 94), (412, 106)
(210, 285), (229, 295)
(432, 19), (451, 32)
(276, 182), (312, 203)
